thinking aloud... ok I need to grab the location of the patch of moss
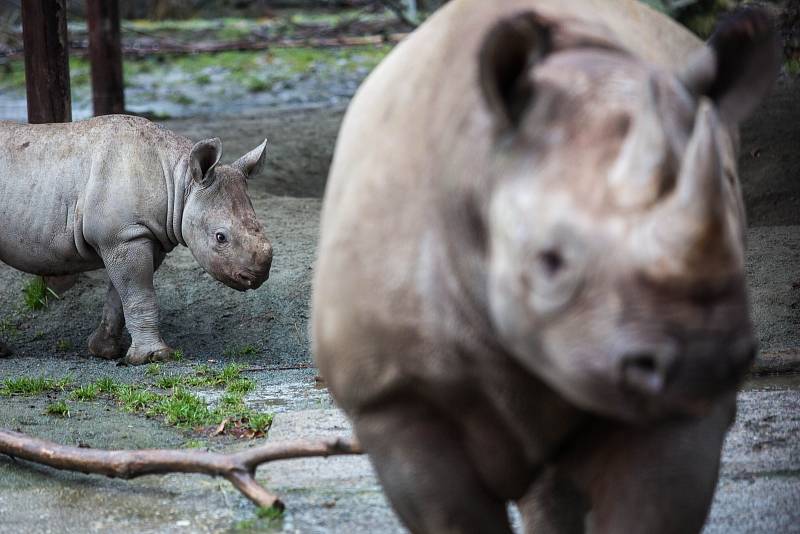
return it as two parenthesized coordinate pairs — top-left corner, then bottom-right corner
(233, 504), (284, 531)
(244, 77), (273, 93)
(68, 57), (92, 89)
(0, 61), (26, 91)
(167, 92), (195, 105)
(786, 59), (800, 77)
(55, 339), (73, 352)
(0, 317), (20, 339)
(256, 505), (284, 521)
(224, 344), (259, 357)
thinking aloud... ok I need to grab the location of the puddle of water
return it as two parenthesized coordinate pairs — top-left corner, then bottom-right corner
(249, 378), (333, 413)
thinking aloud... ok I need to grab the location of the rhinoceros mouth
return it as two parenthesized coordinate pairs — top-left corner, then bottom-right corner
(215, 270), (268, 292)
(236, 269), (268, 290)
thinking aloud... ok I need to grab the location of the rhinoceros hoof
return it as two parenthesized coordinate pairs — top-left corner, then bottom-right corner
(125, 346), (174, 366)
(87, 329), (124, 360)
(0, 341), (11, 358)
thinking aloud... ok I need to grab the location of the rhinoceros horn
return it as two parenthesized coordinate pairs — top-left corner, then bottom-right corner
(607, 78), (669, 209)
(638, 99), (737, 280)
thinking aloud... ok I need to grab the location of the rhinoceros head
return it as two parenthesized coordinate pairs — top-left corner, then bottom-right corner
(480, 10), (778, 421)
(181, 138), (273, 291)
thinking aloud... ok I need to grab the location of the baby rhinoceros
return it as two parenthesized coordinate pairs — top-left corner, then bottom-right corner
(0, 115), (273, 364)
(313, 1), (778, 533)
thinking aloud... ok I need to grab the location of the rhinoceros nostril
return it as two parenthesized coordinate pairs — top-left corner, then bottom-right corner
(620, 351), (672, 395)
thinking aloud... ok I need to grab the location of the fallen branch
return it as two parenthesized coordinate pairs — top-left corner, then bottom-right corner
(0, 429), (363, 510)
(0, 33), (409, 60)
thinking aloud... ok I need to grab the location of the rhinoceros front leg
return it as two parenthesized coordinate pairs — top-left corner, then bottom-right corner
(0, 340), (10, 358)
(355, 401), (514, 534)
(101, 240), (172, 365)
(519, 397), (735, 534)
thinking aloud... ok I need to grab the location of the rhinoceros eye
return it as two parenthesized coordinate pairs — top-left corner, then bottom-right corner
(215, 232), (227, 244)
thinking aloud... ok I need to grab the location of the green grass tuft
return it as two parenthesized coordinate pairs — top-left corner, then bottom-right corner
(115, 384), (162, 413)
(145, 363), (162, 376)
(156, 374), (184, 389)
(156, 388), (214, 428)
(22, 277), (59, 311)
(1, 375), (71, 396)
(55, 339), (73, 352)
(247, 413), (274, 433)
(70, 384), (99, 401)
(220, 392), (246, 412)
(104, 374), (272, 435)
(45, 401), (70, 417)
(94, 377), (119, 394)
(226, 378), (255, 395)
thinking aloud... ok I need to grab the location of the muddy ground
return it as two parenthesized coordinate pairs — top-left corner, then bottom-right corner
(0, 76), (798, 533)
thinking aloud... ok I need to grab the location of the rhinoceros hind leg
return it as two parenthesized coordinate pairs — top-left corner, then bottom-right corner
(87, 282), (126, 359)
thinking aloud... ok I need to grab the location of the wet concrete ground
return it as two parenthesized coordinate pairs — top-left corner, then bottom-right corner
(1, 87), (799, 532)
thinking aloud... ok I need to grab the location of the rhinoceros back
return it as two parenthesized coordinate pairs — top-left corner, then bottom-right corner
(0, 115), (186, 276)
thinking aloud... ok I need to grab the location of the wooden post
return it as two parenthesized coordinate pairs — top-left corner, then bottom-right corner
(21, 0), (77, 294)
(21, 0), (71, 123)
(86, 0), (125, 116)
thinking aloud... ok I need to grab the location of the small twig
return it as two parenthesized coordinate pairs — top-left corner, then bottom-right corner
(0, 429), (362, 510)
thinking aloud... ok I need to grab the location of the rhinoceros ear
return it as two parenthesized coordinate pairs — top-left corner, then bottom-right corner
(189, 138), (222, 187)
(233, 138), (268, 179)
(478, 12), (553, 130)
(680, 7), (780, 124)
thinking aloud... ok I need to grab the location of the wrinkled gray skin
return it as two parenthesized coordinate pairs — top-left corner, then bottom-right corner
(0, 115), (273, 364)
(313, 0), (779, 532)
